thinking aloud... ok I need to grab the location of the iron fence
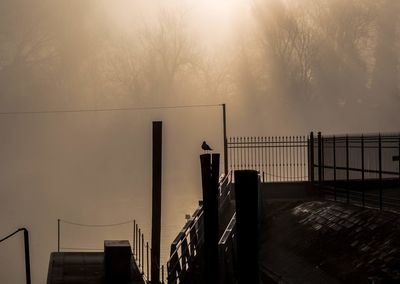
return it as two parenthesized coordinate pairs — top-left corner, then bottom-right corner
(311, 132), (400, 211)
(227, 136), (309, 182)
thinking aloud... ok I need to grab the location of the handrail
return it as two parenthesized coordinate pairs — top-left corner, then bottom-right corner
(167, 171), (233, 283)
(0, 228), (31, 284)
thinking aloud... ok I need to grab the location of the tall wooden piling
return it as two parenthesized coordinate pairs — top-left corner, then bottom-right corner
(234, 170), (259, 284)
(200, 153), (220, 284)
(151, 121), (162, 283)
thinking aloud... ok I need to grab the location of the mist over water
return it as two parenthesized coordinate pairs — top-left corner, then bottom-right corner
(1, 0), (399, 283)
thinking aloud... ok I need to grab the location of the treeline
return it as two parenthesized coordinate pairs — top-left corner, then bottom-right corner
(0, 0), (399, 129)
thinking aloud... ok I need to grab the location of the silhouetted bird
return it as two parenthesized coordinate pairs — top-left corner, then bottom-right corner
(202, 141), (213, 151)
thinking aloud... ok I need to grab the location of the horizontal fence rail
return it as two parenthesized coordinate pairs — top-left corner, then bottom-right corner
(311, 132), (400, 212)
(227, 136), (309, 182)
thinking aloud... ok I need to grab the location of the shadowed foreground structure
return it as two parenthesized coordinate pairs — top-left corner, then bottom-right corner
(47, 252), (145, 284)
(260, 200), (400, 283)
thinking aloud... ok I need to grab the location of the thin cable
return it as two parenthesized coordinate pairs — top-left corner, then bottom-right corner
(0, 104), (222, 116)
(0, 229), (23, 243)
(60, 219), (134, 227)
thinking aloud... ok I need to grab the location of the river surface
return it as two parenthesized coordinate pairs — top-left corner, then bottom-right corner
(0, 108), (223, 283)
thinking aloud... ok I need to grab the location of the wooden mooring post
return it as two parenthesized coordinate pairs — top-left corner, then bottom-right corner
(151, 121), (162, 283)
(200, 153), (220, 284)
(234, 170), (259, 284)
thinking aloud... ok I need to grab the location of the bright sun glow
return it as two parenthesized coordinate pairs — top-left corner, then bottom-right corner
(103, 0), (251, 36)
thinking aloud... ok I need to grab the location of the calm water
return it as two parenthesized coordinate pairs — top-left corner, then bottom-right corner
(0, 109), (222, 283)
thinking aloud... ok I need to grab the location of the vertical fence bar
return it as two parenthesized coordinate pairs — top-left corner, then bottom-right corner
(300, 136), (304, 181)
(321, 136), (325, 184)
(146, 242), (149, 280)
(284, 136), (287, 180)
(142, 234), (144, 274)
(133, 220), (136, 256)
(240, 137), (243, 170)
(318, 132), (322, 185)
(310, 132), (315, 183)
(361, 135), (365, 207)
(138, 228), (141, 269)
(135, 225), (138, 260)
(398, 134), (400, 185)
(379, 134), (383, 210)
(57, 219), (60, 252)
(262, 137), (265, 182)
(298, 136), (301, 180)
(333, 136), (337, 201)
(346, 135), (350, 203)
(268, 137), (271, 182)
(279, 136), (282, 181)
(289, 136), (293, 181)
(259, 137), (262, 181)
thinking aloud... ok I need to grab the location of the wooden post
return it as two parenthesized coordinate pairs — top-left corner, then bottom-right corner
(200, 153), (220, 284)
(222, 104), (228, 175)
(151, 121), (162, 283)
(234, 170), (259, 284)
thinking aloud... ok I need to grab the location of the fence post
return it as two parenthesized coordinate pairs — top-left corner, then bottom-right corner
(346, 135), (349, 203)
(133, 220), (135, 256)
(333, 135), (337, 201)
(146, 242), (150, 281)
(138, 228), (141, 270)
(317, 132), (322, 184)
(379, 134), (382, 210)
(361, 135), (365, 207)
(57, 219), (60, 252)
(142, 234), (144, 274)
(309, 132), (315, 184)
(135, 224), (138, 260)
(234, 170), (259, 284)
(200, 153), (220, 284)
(398, 134), (400, 185)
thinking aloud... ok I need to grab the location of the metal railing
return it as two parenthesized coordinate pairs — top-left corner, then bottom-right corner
(166, 171), (234, 283)
(218, 213), (237, 284)
(57, 219), (165, 283)
(228, 136), (309, 182)
(311, 132), (400, 212)
(0, 228), (31, 284)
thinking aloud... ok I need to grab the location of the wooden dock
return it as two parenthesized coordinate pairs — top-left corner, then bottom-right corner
(47, 252), (145, 284)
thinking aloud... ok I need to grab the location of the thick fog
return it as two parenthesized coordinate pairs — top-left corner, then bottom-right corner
(1, 0), (399, 283)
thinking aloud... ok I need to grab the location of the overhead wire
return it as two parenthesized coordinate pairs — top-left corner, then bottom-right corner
(0, 103), (222, 116)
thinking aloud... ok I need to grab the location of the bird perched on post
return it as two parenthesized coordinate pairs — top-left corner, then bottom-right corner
(202, 141), (213, 152)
